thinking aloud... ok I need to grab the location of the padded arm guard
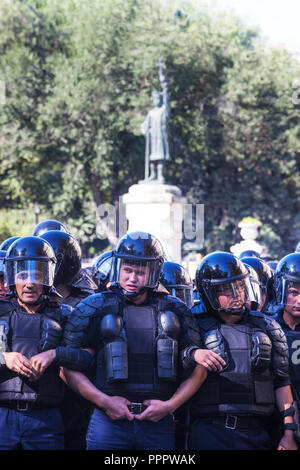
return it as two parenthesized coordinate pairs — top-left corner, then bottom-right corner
(62, 294), (109, 348)
(251, 331), (272, 373)
(39, 319), (63, 352)
(263, 316), (290, 378)
(157, 311), (180, 381)
(101, 314), (128, 382)
(55, 346), (95, 372)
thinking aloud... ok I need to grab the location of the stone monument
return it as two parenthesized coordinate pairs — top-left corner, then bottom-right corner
(122, 60), (186, 263)
(230, 217), (269, 258)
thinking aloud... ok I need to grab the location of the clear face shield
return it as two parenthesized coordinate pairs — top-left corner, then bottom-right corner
(6, 259), (55, 288)
(95, 257), (113, 283)
(246, 267), (263, 309)
(281, 280), (300, 308)
(208, 276), (253, 314)
(170, 286), (194, 308)
(110, 257), (161, 292)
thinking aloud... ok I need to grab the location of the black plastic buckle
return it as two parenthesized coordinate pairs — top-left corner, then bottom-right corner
(225, 415), (238, 430)
(16, 401), (29, 412)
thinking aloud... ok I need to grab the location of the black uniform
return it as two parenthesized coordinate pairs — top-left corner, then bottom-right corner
(63, 289), (191, 450)
(0, 297), (92, 449)
(183, 308), (290, 450)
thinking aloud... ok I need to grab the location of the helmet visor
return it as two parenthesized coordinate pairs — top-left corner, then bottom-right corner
(5, 259), (55, 287)
(94, 257), (113, 282)
(206, 277), (253, 312)
(170, 287), (194, 309)
(282, 280), (300, 307)
(248, 277), (263, 307)
(110, 256), (162, 290)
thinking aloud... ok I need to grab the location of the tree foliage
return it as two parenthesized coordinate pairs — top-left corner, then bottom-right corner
(0, 0), (299, 257)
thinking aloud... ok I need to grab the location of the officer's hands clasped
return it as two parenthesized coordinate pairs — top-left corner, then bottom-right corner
(103, 396), (135, 421)
(3, 352), (38, 380)
(135, 399), (172, 422)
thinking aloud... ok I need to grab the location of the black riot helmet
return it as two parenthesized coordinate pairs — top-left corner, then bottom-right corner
(274, 253), (300, 307)
(0, 236), (20, 251)
(32, 219), (68, 237)
(92, 250), (114, 290)
(240, 256), (274, 309)
(0, 250), (6, 276)
(39, 230), (81, 286)
(160, 261), (194, 308)
(110, 231), (164, 296)
(5, 236), (56, 289)
(196, 251), (254, 316)
(238, 250), (260, 260)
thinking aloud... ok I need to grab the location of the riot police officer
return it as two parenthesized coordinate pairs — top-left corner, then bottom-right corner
(0, 236), (93, 450)
(61, 231), (206, 450)
(92, 250), (114, 292)
(240, 256), (274, 313)
(182, 251), (297, 450)
(273, 252), (300, 445)
(40, 230), (97, 306)
(39, 230), (97, 449)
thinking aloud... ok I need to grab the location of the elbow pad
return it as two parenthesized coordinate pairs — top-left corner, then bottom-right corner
(55, 347), (95, 372)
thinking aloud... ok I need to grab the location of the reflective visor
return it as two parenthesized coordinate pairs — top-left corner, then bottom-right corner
(170, 287), (194, 308)
(283, 281), (300, 307)
(207, 277), (253, 312)
(111, 257), (161, 290)
(96, 257), (113, 281)
(6, 259), (55, 287)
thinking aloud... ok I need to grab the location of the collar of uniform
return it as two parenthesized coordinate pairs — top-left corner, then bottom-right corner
(275, 309), (300, 331)
(12, 296), (50, 314)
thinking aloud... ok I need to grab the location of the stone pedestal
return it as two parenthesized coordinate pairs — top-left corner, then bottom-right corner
(122, 183), (187, 263)
(230, 221), (269, 258)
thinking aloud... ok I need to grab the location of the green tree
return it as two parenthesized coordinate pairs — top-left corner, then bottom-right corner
(0, 0), (299, 257)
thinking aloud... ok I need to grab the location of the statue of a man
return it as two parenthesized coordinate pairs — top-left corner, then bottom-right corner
(141, 60), (170, 183)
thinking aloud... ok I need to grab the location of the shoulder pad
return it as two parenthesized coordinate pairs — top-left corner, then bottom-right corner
(74, 292), (120, 318)
(196, 314), (219, 332)
(164, 294), (192, 317)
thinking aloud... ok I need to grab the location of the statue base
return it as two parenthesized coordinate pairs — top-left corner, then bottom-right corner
(122, 182), (187, 263)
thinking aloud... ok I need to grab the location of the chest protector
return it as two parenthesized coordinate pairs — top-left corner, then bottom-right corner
(192, 320), (275, 417)
(96, 298), (181, 401)
(0, 301), (64, 406)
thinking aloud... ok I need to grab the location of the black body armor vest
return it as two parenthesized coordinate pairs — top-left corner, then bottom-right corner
(0, 299), (64, 406)
(96, 296), (181, 402)
(191, 316), (275, 417)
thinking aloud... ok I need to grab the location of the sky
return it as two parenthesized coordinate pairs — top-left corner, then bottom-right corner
(210, 0), (300, 57)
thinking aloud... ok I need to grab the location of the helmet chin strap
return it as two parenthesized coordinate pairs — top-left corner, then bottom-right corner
(110, 282), (147, 300)
(217, 303), (246, 316)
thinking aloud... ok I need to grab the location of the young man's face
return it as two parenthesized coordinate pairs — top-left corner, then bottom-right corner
(215, 279), (246, 311)
(284, 282), (300, 319)
(15, 270), (43, 304)
(119, 262), (150, 293)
